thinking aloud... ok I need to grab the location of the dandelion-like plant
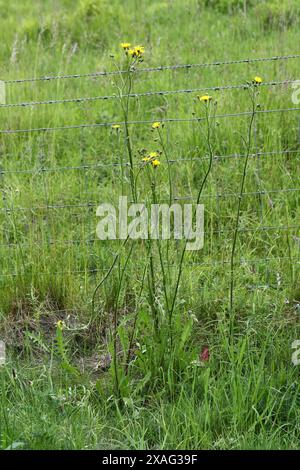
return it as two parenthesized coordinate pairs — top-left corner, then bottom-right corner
(198, 94), (213, 103)
(111, 124), (121, 131)
(229, 77), (263, 329)
(120, 43), (145, 61)
(151, 159), (161, 169)
(253, 76), (262, 85)
(128, 45), (145, 59)
(120, 42), (131, 50)
(92, 42), (148, 398)
(151, 122), (162, 130)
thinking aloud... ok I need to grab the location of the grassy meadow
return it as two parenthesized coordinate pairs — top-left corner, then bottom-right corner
(0, 0), (299, 450)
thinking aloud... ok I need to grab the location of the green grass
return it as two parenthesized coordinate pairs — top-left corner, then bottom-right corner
(0, 0), (299, 450)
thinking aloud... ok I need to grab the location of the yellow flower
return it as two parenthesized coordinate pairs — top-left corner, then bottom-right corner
(142, 151), (161, 165)
(56, 320), (65, 330)
(253, 76), (262, 85)
(134, 45), (145, 57)
(151, 159), (161, 168)
(199, 95), (212, 103)
(151, 122), (161, 129)
(128, 45), (145, 58)
(111, 124), (121, 130)
(121, 42), (131, 50)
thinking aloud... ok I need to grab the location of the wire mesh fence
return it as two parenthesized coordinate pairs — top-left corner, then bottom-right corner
(4, 53), (300, 83)
(0, 52), (299, 306)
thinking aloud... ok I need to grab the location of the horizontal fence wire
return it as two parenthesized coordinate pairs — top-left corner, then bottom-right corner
(0, 79), (297, 109)
(0, 256), (299, 279)
(1, 106), (300, 135)
(4, 53), (300, 84)
(1, 188), (299, 213)
(0, 225), (299, 249)
(1, 149), (299, 175)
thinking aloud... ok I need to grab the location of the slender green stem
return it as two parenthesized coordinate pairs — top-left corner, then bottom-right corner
(103, 55), (140, 396)
(157, 127), (173, 289)
(150, 177), (170, 315)
(169, 102), (215, 329)
(229, 87), (257, 316)
(124, 260), (148, 374)
(148, 243), (159, 335)
(157, 128), (173, 205)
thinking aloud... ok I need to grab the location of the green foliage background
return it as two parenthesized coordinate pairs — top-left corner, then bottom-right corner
(0, 0), (299, 450)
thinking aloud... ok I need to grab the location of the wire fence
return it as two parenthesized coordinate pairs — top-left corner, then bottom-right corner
(0, 53), (299, 292)
(1, 149), (299, 176)
(4, 53), (300, 83)
(0, 187), (299, 213)
(1, 257), (299, 279)
(0, 79), (297, 109)
(0, 225), (299, 250)
(1, 106), (300, 134)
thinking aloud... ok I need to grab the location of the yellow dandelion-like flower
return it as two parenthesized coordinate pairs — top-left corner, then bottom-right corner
(253, 76), (262, 85)
(199, 95), (212, 103)
(120, 42), (131, 50)
(111, 124), (121, 130)
(151, 122), (161, 129)
(151, 159), (161, 168)
(142, 152), (158, 162)
(56, 320), (65, 330)
(128, 45), (145, 58)
(134, 45), (145, 57)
